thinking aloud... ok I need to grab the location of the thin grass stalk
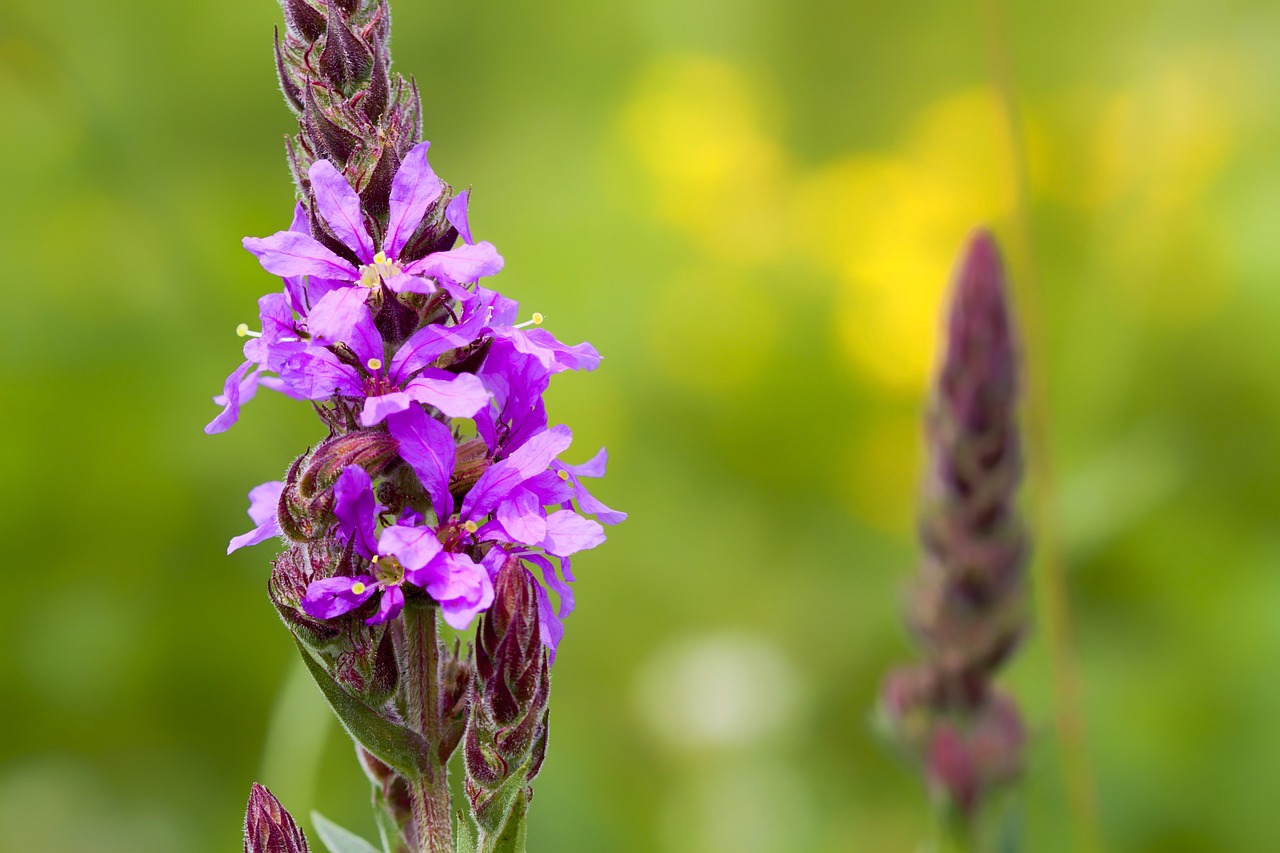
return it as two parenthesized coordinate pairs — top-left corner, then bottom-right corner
(977, 3), (1104, 851)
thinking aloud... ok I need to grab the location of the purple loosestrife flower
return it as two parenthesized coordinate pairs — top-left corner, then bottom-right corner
(302, 465), (495, 628)
(244, 142), (502, 300)
(389, 403), (616, 653)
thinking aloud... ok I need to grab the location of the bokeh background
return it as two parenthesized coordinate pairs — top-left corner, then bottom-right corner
(3, 0), (1279, 850)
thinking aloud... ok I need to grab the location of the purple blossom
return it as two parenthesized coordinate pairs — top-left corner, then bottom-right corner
(243, 143), (503, 300)
(277, 291), (492, 425)
(302, 465), (493, 628)
(388, 405), (616, 651)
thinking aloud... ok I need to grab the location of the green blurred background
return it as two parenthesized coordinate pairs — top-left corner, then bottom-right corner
(3, 0), (1279, 850)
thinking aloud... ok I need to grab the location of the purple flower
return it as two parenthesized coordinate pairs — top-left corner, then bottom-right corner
(228, 481), (285, 554)
(388, 405), (614, 651)
(243, 142), (503, 300)
(276, 290), (493, 425)
(302, 465), (493, 628)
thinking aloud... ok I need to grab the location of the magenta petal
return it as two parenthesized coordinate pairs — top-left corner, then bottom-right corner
(309, 159), (375, 263)
(425, 553), (494, 630)
(405, 371), (490, 418)
(445, 189), (473, 244)
(386, 407), (457, 520)
(539, 509), (605, 557)
(463, 425), (573, 519)
(383, 141), (442, 259)
(246, 480), (285, 527)
(227, 481), (285, 554)
(378, 523), (443, 572)
(243, 231), (359, 281)
(366, 585), (404, 625)
(563, 447), (608, 478)
(360, 391), (415, 426)
(383, 273), (437, 295)
(307, 286), (372, 348)
(533, 581), (565, 658)
(388, 303), (491, 378)
(280, 347), (363, 399)
(206, 360), (258, 434)
(403, 241), (504, 284)
(334, 465), (379, 558)
(495, 487), (547, 546)
(302, 575), (378, 620)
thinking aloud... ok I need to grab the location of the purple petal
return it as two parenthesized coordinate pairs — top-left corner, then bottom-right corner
(387, 407), (457, 520)
(525, 552), (575, 619)
(383, 273), (437, 295)
(533, 581), (565, 659)
(419, 552), (494, 630)
(563, 447), (608, 478)
(227, 480), (285, 554)
(258, 373), (312, 400)
(306, 287), (372, 349)
(280, 347), (363, 399)
(405, 371), (490, 418)
(243, 231), (359, 281)
(246, 480), (285, 527)
(334, 465), (378, 558)
(282, 202), (311, 314)
(309, 159), (375, 263)
(539, 509), (605, 557)
(495, 487), (547, 546)
(301, 575), (378, 620)
(378, 523), (443, 572)
(388, 302), (491, 379)
(495, 327), (601, 373)
(366, 585), (404, 625)
(206, 361), (259, 435)
(360, 391), (415, 427)
(383, 141), (442, 260)
(445, 190), (473, 244)
(403, 241), (504, 285)
(463, 425), (572, 520)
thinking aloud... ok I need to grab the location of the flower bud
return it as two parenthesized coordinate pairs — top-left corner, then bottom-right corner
(279, 0), (325, 42)
(243, 783), (310, 853)
(319, 1), (373, 95)
(465, 558), (551, 835)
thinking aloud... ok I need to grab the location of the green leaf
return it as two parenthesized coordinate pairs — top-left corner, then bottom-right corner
(482, 788), (528, 853)
(293, 636), (431, 779)
(454, 812), (478, 853)
(311, 811), (382, 853)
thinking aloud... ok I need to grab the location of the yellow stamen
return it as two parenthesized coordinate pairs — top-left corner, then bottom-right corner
(351, 581), (367, 594)
(557, 470), (570, 481)
(513, 312), (546, 330)
(374, 250), (388, 265)
(371, 555), (380, 563)
(532, 312), (544, 325)
(367, 358), (383, 371)
(462, 520), (478, 534)
(236, 323), (249, 337)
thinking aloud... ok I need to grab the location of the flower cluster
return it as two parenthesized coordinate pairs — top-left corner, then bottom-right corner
(209, 140), (622, 652)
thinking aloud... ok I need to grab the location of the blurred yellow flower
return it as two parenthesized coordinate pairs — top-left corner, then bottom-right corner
(795, 89), (1016, 393)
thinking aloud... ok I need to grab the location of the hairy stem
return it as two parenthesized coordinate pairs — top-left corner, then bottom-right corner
(403, 601), (453, 853)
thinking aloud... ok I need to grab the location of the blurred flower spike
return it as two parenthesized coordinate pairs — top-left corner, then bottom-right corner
(879, 229), (1028, 829)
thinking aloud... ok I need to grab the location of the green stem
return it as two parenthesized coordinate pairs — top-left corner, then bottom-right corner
(978, 2), (1104, 852)
(403, 601), (453, 853)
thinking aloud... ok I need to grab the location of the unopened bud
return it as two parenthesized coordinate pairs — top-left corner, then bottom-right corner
(243, 783), (310, 853)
